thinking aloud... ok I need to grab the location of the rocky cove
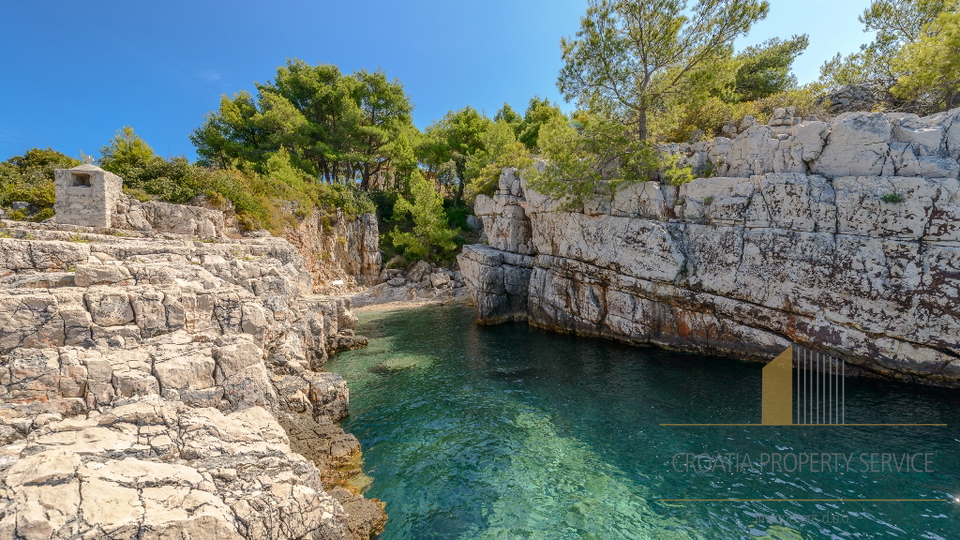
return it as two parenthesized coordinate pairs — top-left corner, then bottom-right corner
(459, 108), (960, 386)
(0, 169), (391, 539)
(2, 107), (960, 539)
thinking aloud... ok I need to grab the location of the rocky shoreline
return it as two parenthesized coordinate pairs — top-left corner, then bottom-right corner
(0, 215), (386, 538)
(461, 109), (960, 387)
(350, 259), (472, 310)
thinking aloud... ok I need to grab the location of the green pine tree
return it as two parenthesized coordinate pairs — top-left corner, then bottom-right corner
(389, 170), (458, 262)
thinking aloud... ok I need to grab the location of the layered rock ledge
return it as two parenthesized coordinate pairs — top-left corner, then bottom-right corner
(0, 220), (385, 539)
(460, 109), (960, 387)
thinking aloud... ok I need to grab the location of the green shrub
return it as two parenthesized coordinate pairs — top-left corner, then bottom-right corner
(702, 161), (716, 178)
(205, 191), (228, 208)
(653, 87), (827, 143)
(662, 154), (694, 186)
(443, 199), (473, 231)
(526, 113), (659, 210)
(31, 208), (54, 222)
(881, 192), (906, 203)
(0, 148), (78, 220)
(236, 213), (262, 232)
(388, 170), (459, 264)
(4, 137), (374, 239)
(123, 186), (152, 202)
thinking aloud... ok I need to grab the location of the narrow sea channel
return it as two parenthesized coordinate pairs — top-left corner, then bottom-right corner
(327, 305), (960, 539)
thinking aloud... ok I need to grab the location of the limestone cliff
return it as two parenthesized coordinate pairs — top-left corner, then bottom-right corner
(460, 109), (960, 387)
(111, 185), (383, 294)
(0, 216), (385, 538)
(283, 209), (382, 293)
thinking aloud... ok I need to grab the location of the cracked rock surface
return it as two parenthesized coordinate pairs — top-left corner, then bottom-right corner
(461, 108), (960, 387)
(0, 219), (385, 539)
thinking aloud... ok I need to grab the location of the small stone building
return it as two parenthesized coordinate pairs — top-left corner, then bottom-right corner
(54, 164), (122, 228)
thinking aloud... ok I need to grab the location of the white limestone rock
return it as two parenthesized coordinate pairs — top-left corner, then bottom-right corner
(0, 398), (349, 540)
(462, 139), (960, 385)
(812, 112), (892, 177)
(892, 113), (946, 155)
(0, 214), (384, 538)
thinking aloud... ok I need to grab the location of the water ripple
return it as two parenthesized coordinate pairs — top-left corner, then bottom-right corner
(329, 306), (960, 539)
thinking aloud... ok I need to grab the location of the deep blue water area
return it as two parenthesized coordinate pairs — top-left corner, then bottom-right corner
(327, 305), (960, 539)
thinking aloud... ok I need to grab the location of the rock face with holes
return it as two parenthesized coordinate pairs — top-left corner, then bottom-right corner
(0, 217), (385, 539)
(460, 108), (960, 387)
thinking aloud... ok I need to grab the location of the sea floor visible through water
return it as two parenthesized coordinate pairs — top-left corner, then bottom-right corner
(327, 305), (960, 540)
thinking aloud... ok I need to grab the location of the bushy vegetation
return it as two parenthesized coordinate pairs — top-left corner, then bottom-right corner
(99, 126), (375, 232)
(881, 192), (907, 203)
(526, 112), (659, 209)
(532, 0), (781, 205)
(0, 128), (375, 234)
(4, 2), (956, 265)
(819, 0), (960, 114)
(526, 0), (959, 209)
(0, 148), (79, 222)
(654, 86), (825, 142)
(191, 60), (417, 191)
(388, 170), (459, 264)
(187, 59), (543, 263)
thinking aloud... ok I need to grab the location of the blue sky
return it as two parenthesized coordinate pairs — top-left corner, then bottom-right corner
(0, 0), (873, 161)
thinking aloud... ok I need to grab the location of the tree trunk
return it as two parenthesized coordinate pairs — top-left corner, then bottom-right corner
(454, 179), (465, 206)
(637, 106), (648, 141)
(360, 164), (370, 191)
(453, 160), (466, 206)
(321, 162), (331, 184)
(945, 86), (959, 111)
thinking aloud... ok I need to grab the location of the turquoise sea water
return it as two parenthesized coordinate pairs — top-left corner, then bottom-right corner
(327, 305), (960, 539)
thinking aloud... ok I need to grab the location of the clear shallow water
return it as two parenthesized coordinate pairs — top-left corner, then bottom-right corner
(327, 305), (960, 539)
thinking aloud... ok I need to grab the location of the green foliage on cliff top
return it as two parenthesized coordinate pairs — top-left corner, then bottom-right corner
(463, 119), (532, 202)
(191, 59), (415, 190)
(558, 0), (771, 141)
(655, 86), (824, 143)
(818, 0), (958, 113)
(525, 112), (659, 210)
(418, 105), (534, 206)
(893, 3), (960, 111)
(0, 148), (79, 222)
(100, 126), (375, 232)
(1, 126), (374, 234)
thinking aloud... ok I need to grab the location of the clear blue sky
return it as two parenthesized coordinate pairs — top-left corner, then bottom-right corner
(0, 0), (873, 162)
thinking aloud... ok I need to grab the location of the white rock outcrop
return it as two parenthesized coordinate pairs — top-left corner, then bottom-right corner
(672, 108), (960, 181)
(461, 108), (960, 386)
(0, 216), (384, 538)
